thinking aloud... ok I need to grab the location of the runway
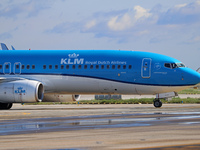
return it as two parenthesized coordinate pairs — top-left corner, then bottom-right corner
(0, 104), (200, 149)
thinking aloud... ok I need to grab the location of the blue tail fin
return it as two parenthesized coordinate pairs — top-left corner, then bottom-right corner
(0, 43), (9, 50)
(11, 45), (15, 50)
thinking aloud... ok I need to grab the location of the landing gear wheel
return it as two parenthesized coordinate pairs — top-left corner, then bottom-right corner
(0, 103), (13, 110)
(153, 99), (162, 108)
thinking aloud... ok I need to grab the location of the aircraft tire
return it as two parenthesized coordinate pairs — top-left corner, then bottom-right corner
(154, 99), (162, 108)
(0, 103), (13, 110)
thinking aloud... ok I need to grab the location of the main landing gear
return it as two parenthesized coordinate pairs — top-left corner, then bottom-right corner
(0, 103), (13, 110)
(153, 99), (162, 108)
(153, 92), (178, 108)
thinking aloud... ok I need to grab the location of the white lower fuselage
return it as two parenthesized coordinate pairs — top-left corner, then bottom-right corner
(3, 75), (191, 96)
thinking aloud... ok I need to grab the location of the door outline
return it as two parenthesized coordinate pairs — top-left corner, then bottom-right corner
(3, 62), (11, 75)
(14, 62), (21, 75)
(141, 58), (151, 78)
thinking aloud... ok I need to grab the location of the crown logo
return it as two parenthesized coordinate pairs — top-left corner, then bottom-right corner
(68, 53), (79, 58)
(15, 87), (26, 94)
(18, 87), (23, 90)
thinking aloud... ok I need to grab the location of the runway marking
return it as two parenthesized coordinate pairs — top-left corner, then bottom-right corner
(0, 112), (30, 117)
(22, 113), (31, 115)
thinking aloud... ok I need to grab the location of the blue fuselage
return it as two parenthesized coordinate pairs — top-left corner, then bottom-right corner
(0, 50), (199, 95)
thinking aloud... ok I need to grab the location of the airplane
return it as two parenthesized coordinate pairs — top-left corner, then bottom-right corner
(0, 43), (200, 109)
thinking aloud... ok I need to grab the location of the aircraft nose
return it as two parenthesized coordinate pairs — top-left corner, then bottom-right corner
(185, 69), (200, 85)
(194, 72), (200, 84)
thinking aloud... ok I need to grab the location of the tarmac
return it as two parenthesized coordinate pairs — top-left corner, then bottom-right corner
(0, 103), (200, 150)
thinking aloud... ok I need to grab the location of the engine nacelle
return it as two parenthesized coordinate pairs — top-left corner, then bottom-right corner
(43, 94), (81, 102)
(0, 80), (44, 103)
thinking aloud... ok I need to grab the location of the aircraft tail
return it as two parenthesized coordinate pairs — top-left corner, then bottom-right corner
(11, 45), (15, 50)
(0, 43), (9, 50)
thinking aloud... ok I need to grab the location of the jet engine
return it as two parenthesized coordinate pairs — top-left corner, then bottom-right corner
(43, 94), (81, 102)
(0, 80), (44, 103)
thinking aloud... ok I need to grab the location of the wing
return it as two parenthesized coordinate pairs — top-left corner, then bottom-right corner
(0, 77), (25, 83)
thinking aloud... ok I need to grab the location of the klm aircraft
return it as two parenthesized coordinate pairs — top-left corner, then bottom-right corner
(0, 43), (200, 109)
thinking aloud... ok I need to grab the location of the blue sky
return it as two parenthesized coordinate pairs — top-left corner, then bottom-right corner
(0, 0), (200, 69)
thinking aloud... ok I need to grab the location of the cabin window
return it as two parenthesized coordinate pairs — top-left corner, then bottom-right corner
(72, 65), (76, 69)
(78, 65), (81, 69)
(49, 65), (52, 69)
(96, 65), (99, 69)
(55, 65), (58, 69)
(61, 65), (64, 69)
(43, 65), (46, 69)
(112, 65), (115, 69)
(84, 65), (87, 69)
(0, 65), (2, 69)
(22, 65), (25, 69)
(117, 65), (121, 69)
(129, 65), (132, 69)
(6, 65), (9, 69)
(32, 65), (35, 69)
(27, 65), (30, 69)
(123, 65), (126, 69)
(107, 65), (110, 69)
(66, 65), (69, 69)
(16, 65), (19, 69)
(90, 65), (93, 69)
(101, 65), (104, 69)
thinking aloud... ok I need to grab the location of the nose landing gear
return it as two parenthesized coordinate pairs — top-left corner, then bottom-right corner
(153, 92), (178, 108)
(153, 99), (162, 108)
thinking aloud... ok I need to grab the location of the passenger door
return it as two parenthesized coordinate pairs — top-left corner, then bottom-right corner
(141, 58), (151, 78)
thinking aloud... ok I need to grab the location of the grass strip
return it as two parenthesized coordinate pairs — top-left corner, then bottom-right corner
(178, 88), (200, 94)
(24, 97), (200, 105)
